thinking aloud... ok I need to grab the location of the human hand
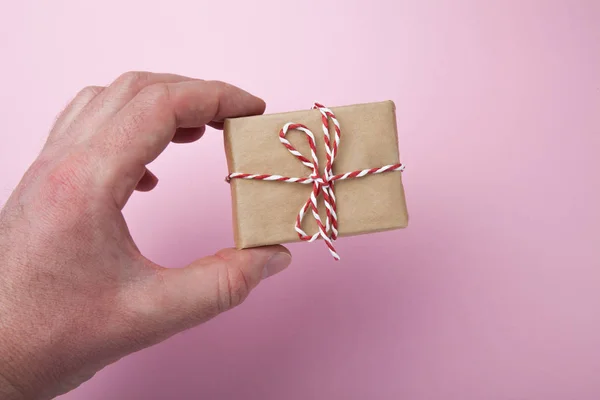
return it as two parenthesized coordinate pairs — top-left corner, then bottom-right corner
(0, 72), (292, 400)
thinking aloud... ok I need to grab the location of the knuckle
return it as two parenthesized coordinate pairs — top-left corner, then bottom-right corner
(76, 85), (103, 99)
(208, 80), (229, 96)
(57, 87), (104, 118)
(113, 71), (151, 93)
(217, 256), (253, 312)
(227, 268), (252, 309)
(138, 82), (171, 105)
(209, 79), (228, 88)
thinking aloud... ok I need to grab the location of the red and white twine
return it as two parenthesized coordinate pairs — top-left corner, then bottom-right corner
(227, 103), (405, 260)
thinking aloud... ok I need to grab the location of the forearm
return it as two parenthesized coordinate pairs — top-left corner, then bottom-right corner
(0, 344), (58, 400)
(0, 332), (33, 400)
(0, 368), (25, 400)
(0, 296), (27, 399)
(0, 312), (51, 400)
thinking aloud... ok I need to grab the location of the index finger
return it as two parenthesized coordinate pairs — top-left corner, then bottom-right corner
(91, 80), (266, 207)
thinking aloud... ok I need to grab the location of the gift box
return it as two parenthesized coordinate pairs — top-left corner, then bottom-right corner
(223, 101), (408, 260)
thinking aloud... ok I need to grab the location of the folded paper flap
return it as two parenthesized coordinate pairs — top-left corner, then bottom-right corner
(223, 100), (408, 250)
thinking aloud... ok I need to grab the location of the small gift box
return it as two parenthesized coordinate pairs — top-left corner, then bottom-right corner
(223, 101), (408, 260)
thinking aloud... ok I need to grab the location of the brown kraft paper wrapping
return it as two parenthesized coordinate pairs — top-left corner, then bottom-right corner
(223, 100), (409, 249)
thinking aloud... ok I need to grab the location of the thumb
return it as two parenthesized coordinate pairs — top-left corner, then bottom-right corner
(135, 245), (291, 338)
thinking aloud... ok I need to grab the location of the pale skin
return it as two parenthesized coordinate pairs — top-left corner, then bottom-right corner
(0, 71), (292, 400)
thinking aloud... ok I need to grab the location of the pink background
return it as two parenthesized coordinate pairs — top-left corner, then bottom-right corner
(1, 0), (599, 399)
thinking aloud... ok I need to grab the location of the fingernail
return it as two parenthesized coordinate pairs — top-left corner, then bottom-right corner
(262, 253), (292, 279)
